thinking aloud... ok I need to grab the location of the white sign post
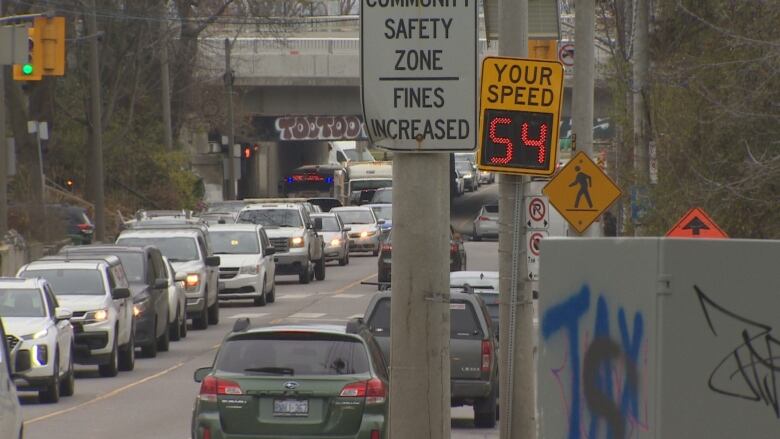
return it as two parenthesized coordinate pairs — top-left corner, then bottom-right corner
(361, 0), (477, 151)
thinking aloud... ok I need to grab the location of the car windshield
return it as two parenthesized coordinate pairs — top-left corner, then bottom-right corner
(456, 162), (473, 173)
(368, 298), (483, 339)
(112, 253), (144, 283)
(0, 289), (46, 317)
(370, 205), (392, 221)
(314, 216), (341, 232)
(237, 209), (302, 228)
(117, 237), (199, 262)
(484, 205), (498, 214)
(350, 179), (392, 191)
(344, 149), (375, 161)
(372, 189), (392, 204)
(216, 333), (370, 376)
(19, 268), (105, 296)
(210, 231), (260, 255)
(206, 201), (246, 214)
(334, 210), (374, 225)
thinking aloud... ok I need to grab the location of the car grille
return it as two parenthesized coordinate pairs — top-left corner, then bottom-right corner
(219, 267), (239, 279)
(72, 311), (87, 318)
(6, 334), (19, 350)
(349, 232), (362, 239)
(269, 237), (289, 253)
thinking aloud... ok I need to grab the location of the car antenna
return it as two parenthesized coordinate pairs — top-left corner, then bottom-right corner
(232, 318), (251, 332)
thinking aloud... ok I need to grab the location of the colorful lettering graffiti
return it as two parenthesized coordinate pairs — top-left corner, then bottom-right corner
(275, 116), (368, 141)
(542, 285), (649, 439)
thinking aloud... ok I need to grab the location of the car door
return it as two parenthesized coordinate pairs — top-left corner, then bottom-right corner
(108, 265), (133, 345)
(258, 229), (275, 285)
(197, 235), (218, 304)
(0, 319), (21, 436)
(302, 209), (323, 260)
(149, 250), (169, 334)
(45, 285), (72, 374)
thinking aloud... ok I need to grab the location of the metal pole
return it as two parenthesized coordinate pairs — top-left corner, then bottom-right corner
(87, 0), (105, 241)
(388, 152), (450, 439)
(497, 0), (534, 437)
(160, 17), (173, 150)
(0, 0), (7, 236)
(632, 0), (649, 231)
(224, 38), (236, 200)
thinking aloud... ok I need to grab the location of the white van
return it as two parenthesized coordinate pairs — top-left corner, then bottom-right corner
(0, 318), (23, 438)
(328, 141), (375, 164)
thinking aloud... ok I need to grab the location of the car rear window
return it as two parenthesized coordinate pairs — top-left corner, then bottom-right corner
(19, 268), (105, 295)
(367, 298), (484, 339)
(216, 332), (370, 376)
(484, 205), (498, 214)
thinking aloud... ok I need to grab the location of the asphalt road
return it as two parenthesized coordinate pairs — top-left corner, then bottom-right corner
(20, 182), (500, 439)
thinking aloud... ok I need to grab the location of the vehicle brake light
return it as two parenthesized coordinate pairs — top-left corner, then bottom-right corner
(340, 378), (386, 404)
(202, 426), (211, 439)
(478, 216), (490, 221)
(370, 430), (382, 439)
(481, 340), (492, 373)
(450, 243), (458, 254)
(381, 243), (392, 252)
(77, 223), (93, 231)
(339, 381), (366, 397)
(199, 375), (242, 402)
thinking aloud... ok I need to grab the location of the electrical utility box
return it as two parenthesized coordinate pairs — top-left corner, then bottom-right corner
(538, 238), (780, 439)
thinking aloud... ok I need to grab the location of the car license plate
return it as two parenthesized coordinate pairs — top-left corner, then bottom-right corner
(273, 398), (308, 416)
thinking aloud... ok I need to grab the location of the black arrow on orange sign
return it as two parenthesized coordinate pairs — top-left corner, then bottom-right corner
(682, 217), (710, 236)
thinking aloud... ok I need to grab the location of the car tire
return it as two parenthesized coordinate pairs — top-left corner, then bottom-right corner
(39, 353), (60, 403)
(314, 257), (326, 281)
(207, 300), (220, 325)
(180, 313), (188, 338)
(60, 349), (75, 397)
(267, 283), (276, 303)
(472, 226), (481, 241)
(253, 287), (267, 307)
(193, 306), (208, 330)
(98, 335), (119, 378)
(118, 331), (135, 372)
(157, 322), (170, 352)
(339, 252), (349, 266)
(299, 262), (312, 284)
(141, 322), (158, 358)
(473, 386), (498, 428)
(372, 248), (380, 257)
(169, 309), (181, 342)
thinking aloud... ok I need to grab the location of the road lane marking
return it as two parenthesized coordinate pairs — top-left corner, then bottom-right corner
(230, 313), (269, 319)
(276, 293), (312, 300)
(332, 293), (365, 298)
(268, 273), (377, 324)
(26, 361), (187, 425)
(288, 312), (326, 319)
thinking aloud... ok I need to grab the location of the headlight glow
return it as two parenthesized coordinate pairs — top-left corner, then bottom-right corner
(360, 231), (368, 238)
(290, 236), (305, 247)
(84, 308), (109, 322)
(133, 299), (149, 317)
(330, 238), (341, 247)
(186, 273), (200, 289)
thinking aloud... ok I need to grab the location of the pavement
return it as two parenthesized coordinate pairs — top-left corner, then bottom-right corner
(19, 182), (500, 439)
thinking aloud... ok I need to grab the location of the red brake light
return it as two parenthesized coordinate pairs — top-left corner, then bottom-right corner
(199, 375), (242, 402)
(478, 216), (490, 221)
(77, 223), (93, 231)
(450, 243), (458, 254)
(202, 427), (211, 439)
(381, 243), (392, 252)
(370, 430), (382, 439)
(481, 340), (492, 373)
(340, 381), (367, 398)
(340, 378), (386, 404)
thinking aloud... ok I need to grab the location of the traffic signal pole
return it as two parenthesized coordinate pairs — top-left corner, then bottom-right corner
(224, 38), (237, 200)
(87, 0), (105, 241)
(0, 0), (7, 237)
(497, 0), (535, 437)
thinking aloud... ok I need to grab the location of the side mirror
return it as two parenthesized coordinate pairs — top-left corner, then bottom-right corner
(153, 278), (169, 289)
(174, 272), (187, 282)
(194, 367), (212, 383)
(55, 307), (73, 321)
(265, 246), (276, 256)
(206, 256), (221, 267)
(343, 227), (351, 232)
(377, 219), (386, 225)
(112, 287), (131, 300)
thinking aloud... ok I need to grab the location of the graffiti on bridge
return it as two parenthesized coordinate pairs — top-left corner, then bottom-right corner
(542, 285), (648, 439)
(275, 116), (368, 141)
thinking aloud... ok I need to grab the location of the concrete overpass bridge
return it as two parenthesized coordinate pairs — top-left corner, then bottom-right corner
(190, 17), (612, 200)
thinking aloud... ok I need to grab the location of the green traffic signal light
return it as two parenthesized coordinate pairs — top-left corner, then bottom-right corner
(21, 64), (34, 75)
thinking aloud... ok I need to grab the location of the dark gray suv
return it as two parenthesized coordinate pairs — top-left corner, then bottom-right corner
(362, 290), (498, 428)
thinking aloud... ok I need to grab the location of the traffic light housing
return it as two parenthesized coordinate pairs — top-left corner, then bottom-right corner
(13, 26), (43, 81)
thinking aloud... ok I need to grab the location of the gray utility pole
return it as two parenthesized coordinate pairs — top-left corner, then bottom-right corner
(389, 153), (450, 439)
(0, 70), (6, 238)
(632, 0), (649, 184)
(87, 0), (105, 241)
(160, 18), (173, 150)
(496, 0), (534, 438)
(224, 38), (236, 200)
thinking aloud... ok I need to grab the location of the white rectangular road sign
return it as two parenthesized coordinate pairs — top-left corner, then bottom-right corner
(361, 0), (477, 151)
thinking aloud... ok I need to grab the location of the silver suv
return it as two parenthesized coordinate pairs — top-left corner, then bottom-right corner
(237, 203), (325, 284)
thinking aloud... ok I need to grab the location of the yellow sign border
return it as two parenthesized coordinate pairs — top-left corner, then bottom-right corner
(476, 56), (565, 176)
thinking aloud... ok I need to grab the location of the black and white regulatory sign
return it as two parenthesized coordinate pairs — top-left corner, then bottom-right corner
(360, 0), (477, 151)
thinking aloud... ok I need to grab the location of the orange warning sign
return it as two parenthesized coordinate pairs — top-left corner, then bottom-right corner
(666, 207), (728, 238)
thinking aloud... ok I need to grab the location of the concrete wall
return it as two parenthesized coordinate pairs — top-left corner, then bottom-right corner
(240, 86), (362, 116)
(538, 238), (780, 439)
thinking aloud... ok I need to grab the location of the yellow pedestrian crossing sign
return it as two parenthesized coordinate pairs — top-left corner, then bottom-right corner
(543, 151), (622, 233)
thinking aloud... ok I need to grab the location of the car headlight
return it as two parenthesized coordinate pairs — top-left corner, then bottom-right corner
(22, 328), (49, 340)
(84, 308), (109, 323)
(464, 173), (473, 179)
(330, 238), (341, 247)
(239, 264), (260, 275)
(185, 273), (200, 290)
(360, 231), (377, 238)
(133, 298), (150, 317)
(290, 236), (305, 248)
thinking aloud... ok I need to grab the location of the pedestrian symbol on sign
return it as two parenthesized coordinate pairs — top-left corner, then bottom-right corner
(568, 165), (594, 210)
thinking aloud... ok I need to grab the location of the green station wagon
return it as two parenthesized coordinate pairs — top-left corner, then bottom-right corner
(191, 321), (389, 439)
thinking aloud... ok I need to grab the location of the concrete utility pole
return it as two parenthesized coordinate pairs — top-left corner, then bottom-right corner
(87, 0), (105, 241)
(224, 38), (236, 200)
(496, 0), (534, 437)
(633, 0), (649, 184)
(0, 11), (6, 236)
(160, 18), (173, 150)
(388, 152), (450, 439)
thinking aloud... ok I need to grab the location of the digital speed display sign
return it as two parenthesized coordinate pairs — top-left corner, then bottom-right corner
(477, 57), (564, 176)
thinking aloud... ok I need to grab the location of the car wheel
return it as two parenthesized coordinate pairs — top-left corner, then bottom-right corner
(98, 335), (119, 378)
(339, 251), (349, 266)
(157, 322), (170, 352)
(472, 226), (481, 241)
(314, 257), (326, 281)
(141, 321), (158, 358)
(253, 286), (267, 307)
(60, 348), (75, 397)
(169, 309), (181, 342)
(118, 330), (135, 371)
(193, 306), (208, 330)
(267, 283), (276, 303)
(180, 313), (188, 338)
(39, 353), (60, 403)
(207, 299), (220, 325)
(298, 262), (312, 284)
(473, 386), (498, 428)
(372, 248), (380, 257)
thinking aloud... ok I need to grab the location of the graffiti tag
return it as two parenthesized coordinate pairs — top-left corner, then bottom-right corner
(275, 116), (368, 141)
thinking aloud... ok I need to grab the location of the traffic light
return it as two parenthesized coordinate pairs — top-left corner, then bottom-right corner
(242, 145), (252, 159)
(13, 26), (43, 81)
(65, 179), (74, 192)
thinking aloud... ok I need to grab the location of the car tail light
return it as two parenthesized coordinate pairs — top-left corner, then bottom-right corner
(481, 340), (492, 373)
(381, 243), (392, 252)
(199, 375), (242, 402)
(202, 427), (211, 439)
(340, 378), (386, 405)
(77, 223), (93, 231)
(371, 430), (382, 439)
(478, 216), (490, 221)
(450, 243), (458, 254)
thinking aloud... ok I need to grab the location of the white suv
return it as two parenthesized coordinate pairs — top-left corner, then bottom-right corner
(0, 277), (75, 403)
(0, 318), (22, 438)
(208, 224), (276, 306)
(17, 256), (135, 378)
